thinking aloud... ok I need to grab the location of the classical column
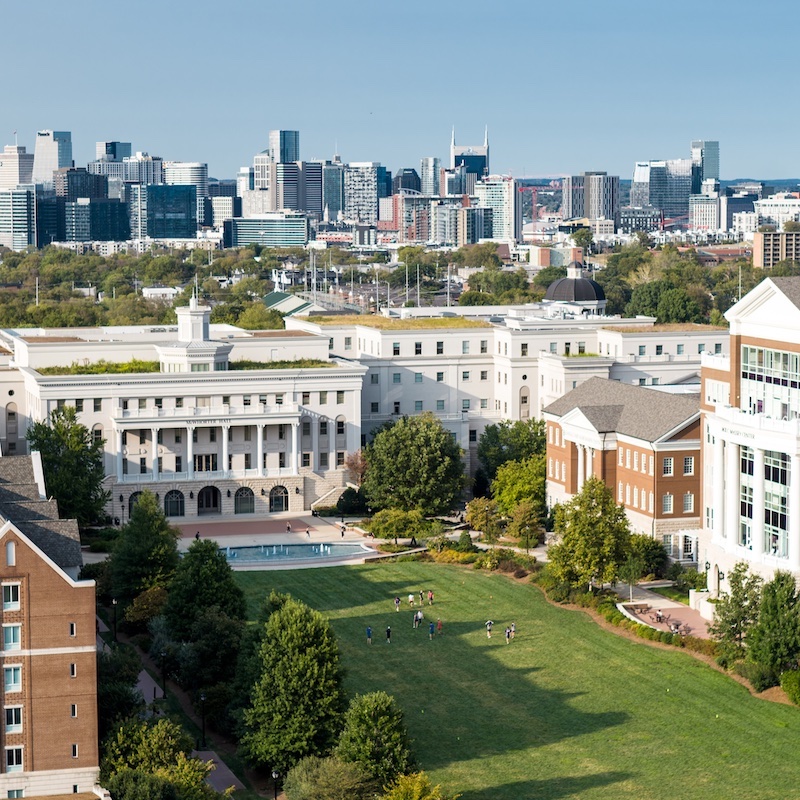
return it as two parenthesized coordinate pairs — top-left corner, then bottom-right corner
(187, 426), (195, 479)
(790, 453), (800, 571)
(257, 424), (265, 475)
(328, 419), (335, 473)
(222, 425), (230, 475)
(725, 441), (739, 548)
(311, 419), (318, 471)
(752, 448), (765, 556)
(587, 447), (594, 480)
(116, 429), (123, 482)
(576, 444), (585, 492)
(151, 427), (159, 480)
(291, 422), (299, 476)
(712, 435), (725, 543)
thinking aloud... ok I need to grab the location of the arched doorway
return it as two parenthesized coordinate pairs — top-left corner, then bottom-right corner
(269, 485), (289, 513)
(197, 486), (221, 515)
(128, 492), (142, 516)
(235, 487), (255, 514)
(164, 490), (185, 517)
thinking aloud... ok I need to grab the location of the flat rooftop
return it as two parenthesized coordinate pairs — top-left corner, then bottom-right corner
(601, 323), (727, 334)
(305, 315), (492, 330)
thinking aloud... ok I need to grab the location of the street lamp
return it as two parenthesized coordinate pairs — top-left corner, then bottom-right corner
(200, 692), (206, 748)
(160, 651), (167, 699)
(112, 598), (118, 642)
(271, 770), (279, 800)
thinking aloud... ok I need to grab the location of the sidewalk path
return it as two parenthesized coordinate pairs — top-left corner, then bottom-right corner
(615, 582), (711, 639)
(192, 751), (245, 793)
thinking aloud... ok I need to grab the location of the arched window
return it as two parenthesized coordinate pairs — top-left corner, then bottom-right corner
(235, 487), (255, 514)
(92, 424), (104, 446)
(269, 485), (288, 513)
(128, 492), (142, 516)
(164, 490), (185, 518)
(197, 486), (221, 515)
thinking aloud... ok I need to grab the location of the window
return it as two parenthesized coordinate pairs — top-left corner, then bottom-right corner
(278, 425), (285, 440)
(626, 450), (631, 469)
(320, 421), (328, 435)
(677, 344), (684, 355)
(638, 378), (646, 386)
(394, 402), (401, 414)
(715, 343), (722, 354)
(275, 393), (284, 406)
(633, 487), (639, 507)
(156, 429), (163, 445)
(176, 397), (183, 408)
(698, 344), (705, 354)
(578, 341), (586, 355)
(329, 338), (334, 350)
(370, 374), (379, 384)
(138, 398), (146, 410)
(370, 402), (379, 413)
(393, 373), (401, 384)
(5, 543), (14, 568)
(336, 452), (345, 467)
(683, 492), (695, 513)
(462, 341), (470, 354)
(436, 341), (443, 355)
(139, 429), (146, 445)
(209, 429), (217, 443)
(7, 789), (23, 798)
(70, 704), (77, 718)
(89, 397), (100, 413)
(652, 377), (660, 386)
(480, 340), (488, 354)
(436, 372), (444, 382)
(75, 399), (83, 412)
(174, 431), (181, 444)
(663, 457), (674, 476)
(139, 458), (146, 475)
(618, 482), (623, 502)
(683, 456), (694, 475)
(649, 455), (654, 475)
(462, 371), (470, 381)
(71, 745), (78, 759)
(2, 627), (20, 652)
(192, 429), (198, 443)
(302, 453), (310, 468)
(663, 494), (673, 514)
(5, 748), (22, 773)
(549, 342), (557, 354)
(414, 401), (423, 412)
(5, 708), (21, 734)
(2, 586), (19, 612)
(320, 452), (329, 468)
(279, 452), (286, 468)
(415, 373), (423, 383)
(336, 420), (345, 435)
(415, 342), (422, 355)
(634, 452), (639, 471)
(320, 391), (328, 403)
(618, 448), (624, 466)
(462, 399), (471, 411)
(4, 667), (21, 692)
(69, 622), (76, 637)
(302, 421), (311, 437)
(480, 398), (488, 409)
(656, 345), (663, 355)
(243, 395), (251, 407)
(302, 392), (310, 404)
(244, 453), (252, 469)
(336, 391), (344, 404)
(638, 345), (646, 356)
(344, 337), (352, 351)
(468, 429), (477, 443)
(436, 400), (445, 411)
(392, 342), (400, 356)
(521, 343), (528, 357)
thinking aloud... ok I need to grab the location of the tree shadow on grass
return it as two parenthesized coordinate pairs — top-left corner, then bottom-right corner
(457, 770), (633, 800)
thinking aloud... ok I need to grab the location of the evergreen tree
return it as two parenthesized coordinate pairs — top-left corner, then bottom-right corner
(283, 756), (376, 800)
(748, 571), (800, 674)
(708, 562), (762, 663)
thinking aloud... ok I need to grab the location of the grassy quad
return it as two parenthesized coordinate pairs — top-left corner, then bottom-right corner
(236, 563), (800, 800)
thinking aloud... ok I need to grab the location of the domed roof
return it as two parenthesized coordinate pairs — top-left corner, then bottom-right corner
(544, 262), (605, 303)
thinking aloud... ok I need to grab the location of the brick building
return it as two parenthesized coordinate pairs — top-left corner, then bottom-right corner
(543, 378), (702, 561)
(0, 455), (100, 797)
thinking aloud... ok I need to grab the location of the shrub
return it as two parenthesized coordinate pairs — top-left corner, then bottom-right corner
(337, 487), (368, 515)
(426, 534), (449, 553)
(734, 660), (779, 692)
(313, 505), (339, 517)
(660, 631), (674, 645)
(780, 670), (800, 705)
(456, 530), (476, 552)
(430, 549), (478, 565)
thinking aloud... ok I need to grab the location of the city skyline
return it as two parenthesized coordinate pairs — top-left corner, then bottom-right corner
(4, 0), (798, 181)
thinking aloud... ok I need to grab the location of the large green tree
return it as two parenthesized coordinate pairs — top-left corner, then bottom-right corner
(240, 596), (345, 773)
(283, 756), (376, 800)
(363, 414), (464, 514)
(464, 497), (501, 543)
(336, 691), (414, 786)
(547, 477), (631, 589)
(708, 562), (762, 663)
(110, 491), (180, 606)
(26, 406), (109, 527)
(491, 455), (546, 519)
(477, 419), (545, 482)
(164, 538), (246, 641)
(747, 571), (800, 674)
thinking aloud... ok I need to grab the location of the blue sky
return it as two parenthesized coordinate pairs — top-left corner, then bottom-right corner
(4, 0), (796, 180)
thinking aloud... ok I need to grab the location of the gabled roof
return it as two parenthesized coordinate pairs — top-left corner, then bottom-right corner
(769, 277), (800, 311)
(0, 457), (82, 570)
(543, 377), (700, 442)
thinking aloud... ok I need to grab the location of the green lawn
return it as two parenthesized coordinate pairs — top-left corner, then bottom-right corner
(649, 585), (691, 604)
(235, 563), (800, 800)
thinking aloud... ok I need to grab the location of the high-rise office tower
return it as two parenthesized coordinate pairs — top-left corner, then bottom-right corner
(269, 130), (300, 164)
(0, 187), (36, 250)
(441, 165), (467, 197)
(123, 152), (164, 185)
(450, 128), (489, 194)
(128, 184), (197, 239)
(300, 161), (323, 217)
(420, 157), (440, 195)
(32, 130), (72, 186)
(564, 171), (620, 227)
(321, 158), (344, 221)
(54, 167), (108, 201)
(393, 168), (421, 194)
(95, 141), (132, 161)
(561, 175), (585, 219)
(344, 163), (389, 224)
(475, 175), (521, 242)
(0, 145), (35, 189)
(164, 161), (209, 225)
(691, 140), (720, 191)
(630, 159), (693, 218)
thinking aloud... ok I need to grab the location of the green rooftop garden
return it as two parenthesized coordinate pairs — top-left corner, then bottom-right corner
(228, 359), (334, 370)
(307, 315), (492, 329)
(36, 357), (335, 376)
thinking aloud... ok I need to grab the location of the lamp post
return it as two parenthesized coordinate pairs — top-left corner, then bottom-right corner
(160, 651), (167, 699)
(200, 692), (206, 748)
(112, 598), (118, 642)
(271, 770), (279, 800)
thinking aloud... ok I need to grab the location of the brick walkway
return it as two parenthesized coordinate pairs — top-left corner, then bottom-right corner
(616, 583), (711, 639)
